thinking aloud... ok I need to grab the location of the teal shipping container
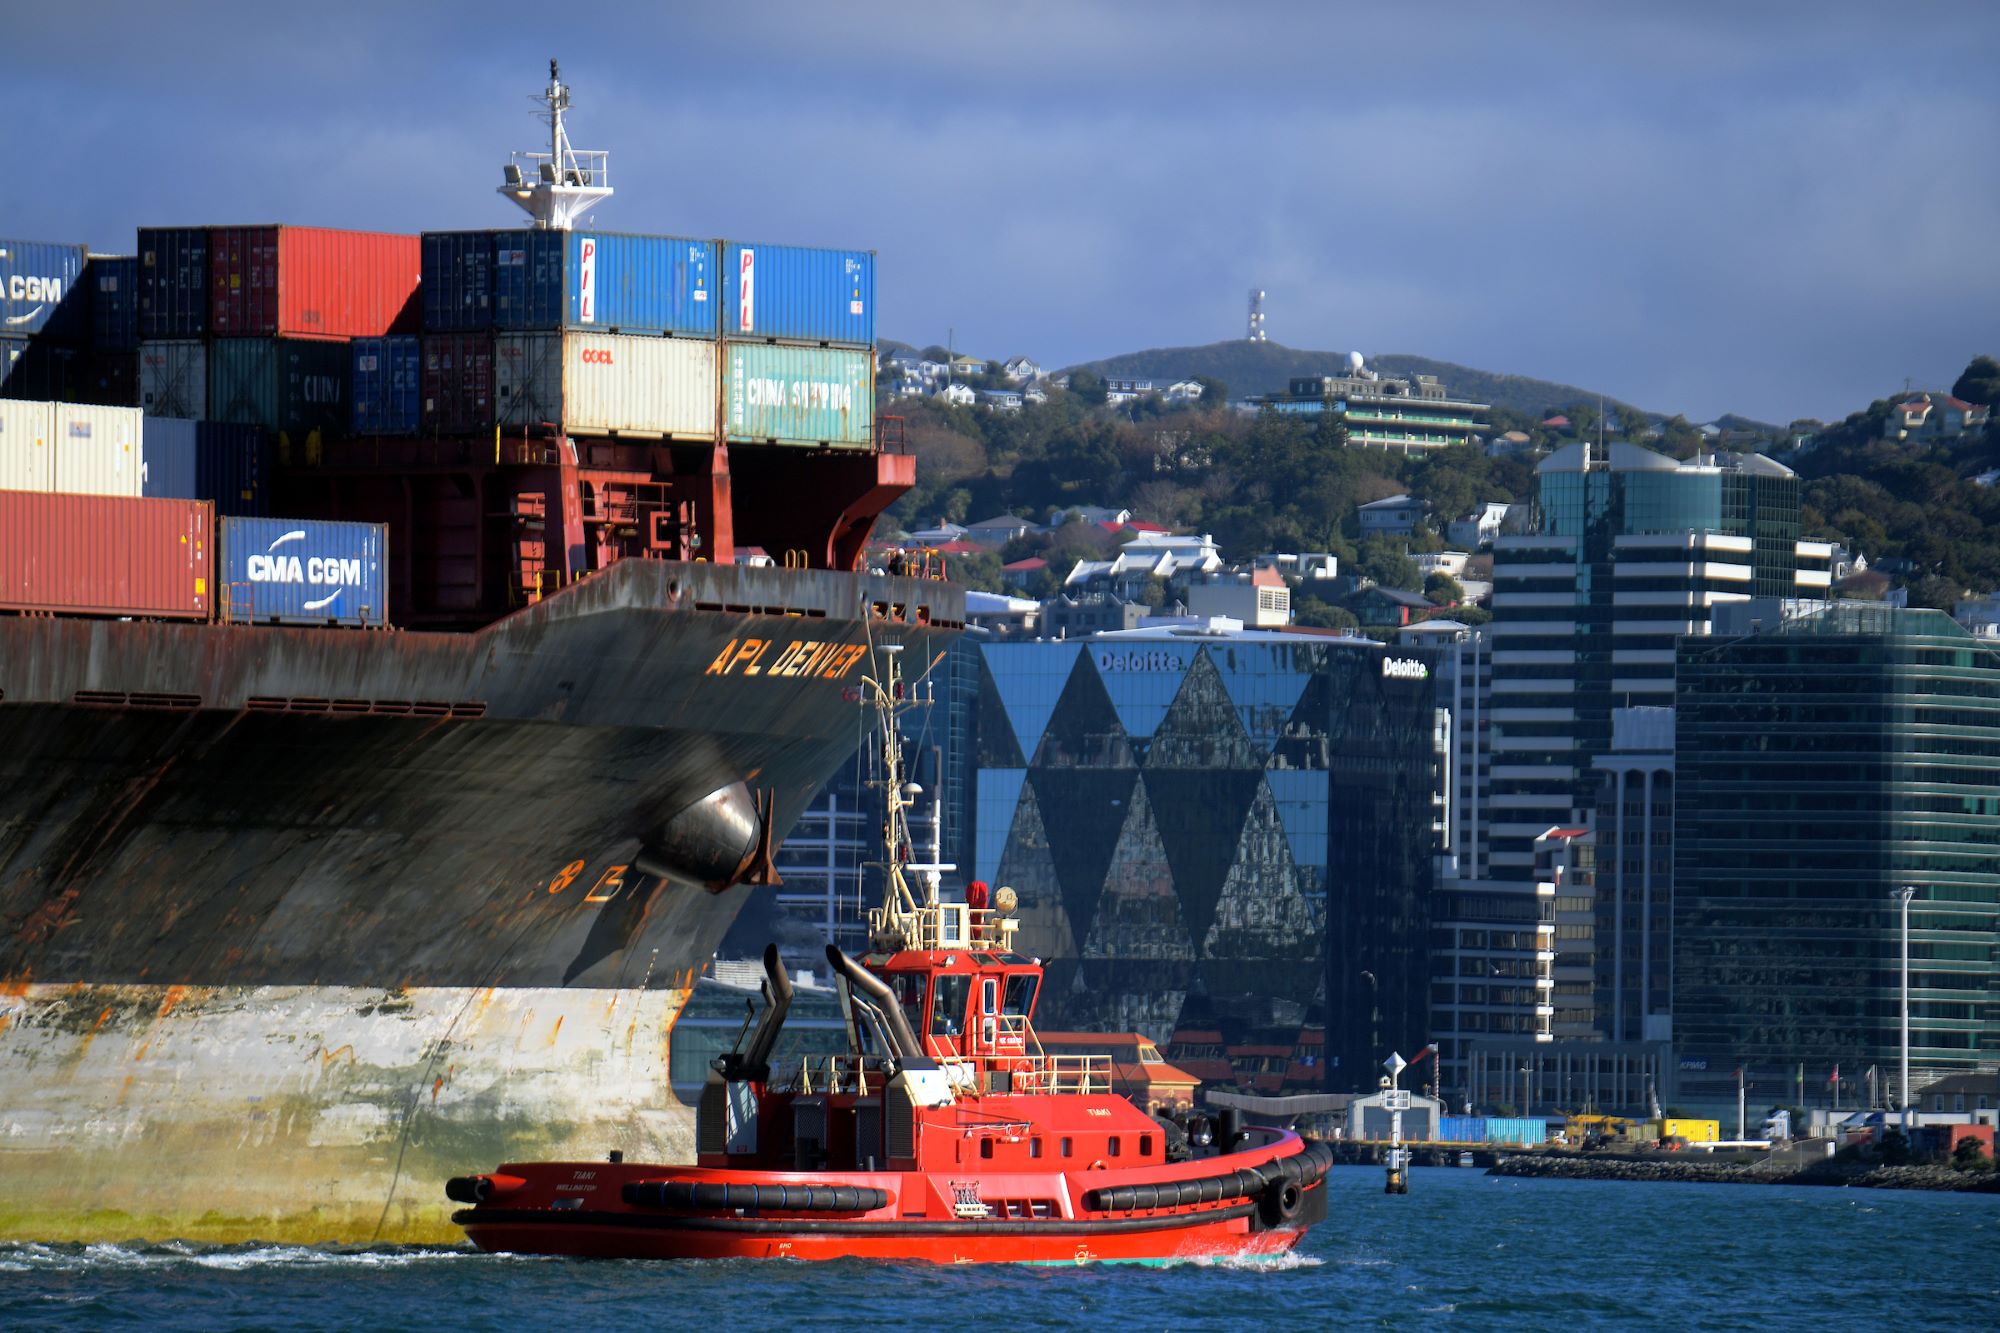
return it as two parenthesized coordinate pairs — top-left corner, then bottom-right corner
(1483, 1117), (1549, 1147)
(492, 231), (717, 336)
(208, 338), (350, 438)
(723, 342), (874, 448)
(721, 241), (874, 347)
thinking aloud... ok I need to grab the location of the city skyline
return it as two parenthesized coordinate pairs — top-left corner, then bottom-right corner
(10, 2), (1996, 425)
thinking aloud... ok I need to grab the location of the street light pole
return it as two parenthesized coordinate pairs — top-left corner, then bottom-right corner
(1895, 886), (1915, 1129)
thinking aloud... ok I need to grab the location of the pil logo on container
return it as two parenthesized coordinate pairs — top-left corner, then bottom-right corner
(577, 236), (597, 325)
(738, 247), (756, 333)
(246, 529), (366, 613)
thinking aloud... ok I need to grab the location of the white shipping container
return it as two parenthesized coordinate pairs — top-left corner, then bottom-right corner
(139, 340), (207, 419)
(494, 332), (716, 439)
(0, 398), (54, 491)
(52, 403), (145, 497)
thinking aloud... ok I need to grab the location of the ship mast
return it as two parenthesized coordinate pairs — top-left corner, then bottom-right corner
(497, 59), (613, 230)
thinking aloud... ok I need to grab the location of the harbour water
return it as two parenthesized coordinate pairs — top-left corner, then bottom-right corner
(5, 1169), (1995, 1330)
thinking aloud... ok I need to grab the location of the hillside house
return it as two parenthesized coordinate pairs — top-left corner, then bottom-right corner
(1357, 493), (1428, 537)
(1002, 356), (1042, 383)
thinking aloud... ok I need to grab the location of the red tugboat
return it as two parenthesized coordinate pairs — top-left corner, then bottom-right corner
(450, 646), (1334, 1264)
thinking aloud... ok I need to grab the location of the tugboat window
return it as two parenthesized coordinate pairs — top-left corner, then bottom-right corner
(1108, 1136), (1121, 1157)
(1060, 1137), (1073, 1157)
(930, 974), (970, 1036)
(1002, 974), (1037, 1017)
(889, 972), (926, 1038)
(980, 1138), (994, 1159)
(1030, 1138), (1043, 1158)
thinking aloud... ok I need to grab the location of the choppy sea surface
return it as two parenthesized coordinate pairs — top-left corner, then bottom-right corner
(5, 1168), (1996, 1331)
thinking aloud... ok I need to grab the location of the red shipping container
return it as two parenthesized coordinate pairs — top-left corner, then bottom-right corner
(423, 332), (495, 434)
(0, 491), (212, 620)
(210, 226), (421, 340)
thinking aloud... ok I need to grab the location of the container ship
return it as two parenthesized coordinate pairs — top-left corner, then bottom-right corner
(0, 64), (960, 1244)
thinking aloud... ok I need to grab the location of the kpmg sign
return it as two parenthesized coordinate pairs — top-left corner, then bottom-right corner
(1380, 657), (1430, 681)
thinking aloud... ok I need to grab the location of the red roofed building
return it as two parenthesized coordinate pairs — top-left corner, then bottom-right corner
(1124, 520), (1171, 534)
(1887, 392), (1991, 442)
(1000, 556), (1048, 590)
(1541, 414), (1572, 431)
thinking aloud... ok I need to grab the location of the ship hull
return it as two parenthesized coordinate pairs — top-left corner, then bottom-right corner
(0, 559), (961, 1242)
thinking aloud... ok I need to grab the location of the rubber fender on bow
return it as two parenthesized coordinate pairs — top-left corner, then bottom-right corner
(1083, 1164), (1276, 1213)
(622, 1180), (891, 1213)
(444, 1173), (525, 1205)
(1258, 1178), (1305, 1227)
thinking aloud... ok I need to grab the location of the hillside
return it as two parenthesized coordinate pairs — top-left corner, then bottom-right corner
(1062, 340), (1642, 419)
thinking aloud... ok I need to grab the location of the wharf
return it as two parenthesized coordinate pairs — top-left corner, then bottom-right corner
(1487, 1150), (2000, 1194)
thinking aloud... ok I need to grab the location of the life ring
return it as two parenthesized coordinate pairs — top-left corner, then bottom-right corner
(1087, 1159), (1108, 1171)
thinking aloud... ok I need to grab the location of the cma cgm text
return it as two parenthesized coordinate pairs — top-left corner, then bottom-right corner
(247, 555), (365, 586)
(6, 275), (63, 304)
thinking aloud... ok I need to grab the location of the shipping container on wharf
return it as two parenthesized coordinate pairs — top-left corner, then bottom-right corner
(142, 418), (273, 516)
(218, 515), (387, 627)
(139, 340), (207, 418)
(0, 490), (212, 619)
(721, 241), (874, 347)
(209, 226), (420, 339)
(138, 228), (210, 338)
(351, 335), (421, 435)
(208, 337), (350, 438)
(0, 238), (89, 340)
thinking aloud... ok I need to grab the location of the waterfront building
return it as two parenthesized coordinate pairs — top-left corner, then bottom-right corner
(1257, 360), (1489, 452)
(970, 628), (1438, 1090)
(1673, 605), (2000, 1102)
(1590, 706), (1676, 1044)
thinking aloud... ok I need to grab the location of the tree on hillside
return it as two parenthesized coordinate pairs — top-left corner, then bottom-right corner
(1353, 536), (1423, 592)
(1067, 369), (1108, 406)
(1425, 573), (1465, 605)
(1292, 593), (1357, 632)
(1952, 355), (2000, 408)
(1193, 375), (1229, 407)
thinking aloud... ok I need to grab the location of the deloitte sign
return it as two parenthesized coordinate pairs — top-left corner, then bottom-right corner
(1380, 657), (1430, 681)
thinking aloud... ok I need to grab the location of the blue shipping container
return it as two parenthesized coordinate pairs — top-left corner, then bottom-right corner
(1483, 1117), (1549, 1147)
(0, 239), (89, 340)
(1437, 1116), (1487, 1143)
(491, 231), (717, 335)
(138, 228), (210, 338)
(90, 255), (139, 352)
(141, 419), (273, 516)
(421, 231), (495, 332)
(722, 241), (874, 347)
(220, 515), (387, 627)
(351, 335), (422, 435)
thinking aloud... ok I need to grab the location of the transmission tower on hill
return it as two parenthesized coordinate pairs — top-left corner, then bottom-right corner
(1247, 288), (1267, 342)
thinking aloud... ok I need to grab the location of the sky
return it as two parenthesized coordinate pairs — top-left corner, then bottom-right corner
(12, 2), (1997, 423)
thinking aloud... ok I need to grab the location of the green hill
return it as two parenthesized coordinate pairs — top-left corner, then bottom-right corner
(1062, 339), (1644, 419)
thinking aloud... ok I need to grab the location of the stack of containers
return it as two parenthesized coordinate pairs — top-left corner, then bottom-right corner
(137, 226), (420, 436)
(0, 239), (91, 402)
(81, 254), (140, 406)
(720, 241), (877, 448)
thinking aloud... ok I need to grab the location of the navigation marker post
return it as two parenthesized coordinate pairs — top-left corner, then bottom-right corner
(1383, 1051), (1410, 1195)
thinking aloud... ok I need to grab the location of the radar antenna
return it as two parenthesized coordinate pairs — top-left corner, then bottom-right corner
(497, 59), (613, 230)
(1247, 288), (1267, 343)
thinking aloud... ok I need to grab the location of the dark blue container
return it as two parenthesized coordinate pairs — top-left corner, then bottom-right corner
(141, 418), (273, 516)
(89, 255), (139, 352)
(0, 239), (88, 340)
(351, 335), (422, 435)
(219, 515), (387, 627)
(421, 231), (496, 332)
(489, 230), (717, 335)
(721, 241), (874, 346)
(0, 335), (84, 400)
(138, 227), (210, 338)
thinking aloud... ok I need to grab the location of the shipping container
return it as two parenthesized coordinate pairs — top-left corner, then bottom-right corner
(1, 336), (87, 402)
(421, 231), (496, 332)
(422, 332), (494, 433)
(495, 332), (715, 438)
(137, 228), (210, 338)
(74, 349), (139, 408)
(351, 335), (422, 435)
(0, 239), (89, 340)
(1437, 1115), (1486, 1143)
(218, 515), (387, 627)
(208, 337), (350, 437)
(1662, 1118), (1719, 1144)
(721, 241), (874, 347)
(139, 340), (208, 418)
(492, 230), (717, 335)
(89, 255), (139, 352)
(209, 226), (421, 340)
(0, 490), (212, 620)
(0, 398), (54, 490)
(723, 342), (873, 447)
(142, 416), (198, 499)
(1483, 1117), (1549, 1147)
(51, 402), (144, 497)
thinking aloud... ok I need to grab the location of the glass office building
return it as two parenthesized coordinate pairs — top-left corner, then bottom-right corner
(972, 633), (1438, 1090)
(1673, 606), (2000, 1098)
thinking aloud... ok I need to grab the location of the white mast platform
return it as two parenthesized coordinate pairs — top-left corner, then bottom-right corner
(498, 60), (612, 231)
